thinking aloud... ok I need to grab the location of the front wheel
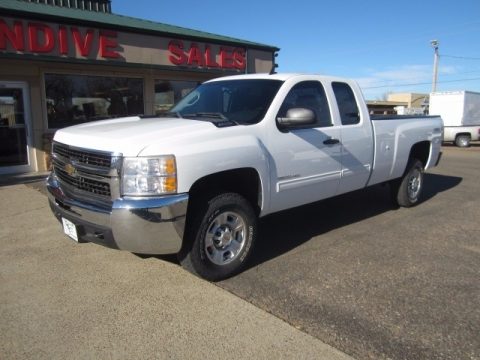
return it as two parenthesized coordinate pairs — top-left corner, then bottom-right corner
(391, 159), (424, 208)
(178, 193), (257, 281)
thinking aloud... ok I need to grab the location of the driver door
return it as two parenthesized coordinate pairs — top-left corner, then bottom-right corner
(268, 80), (342, 213)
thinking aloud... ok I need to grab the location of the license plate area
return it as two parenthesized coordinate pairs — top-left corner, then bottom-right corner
(62, 217), (78, 242)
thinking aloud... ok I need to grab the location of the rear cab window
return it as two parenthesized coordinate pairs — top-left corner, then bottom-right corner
(332, 82), (360, 125)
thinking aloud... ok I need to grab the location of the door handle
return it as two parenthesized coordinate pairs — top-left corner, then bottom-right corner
(323, 138), (340, 145)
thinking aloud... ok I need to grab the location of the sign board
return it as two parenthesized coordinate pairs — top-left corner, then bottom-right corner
(0, 17), (246, 71)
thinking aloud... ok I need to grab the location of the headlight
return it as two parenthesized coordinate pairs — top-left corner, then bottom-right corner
(122, 155), (177, 196)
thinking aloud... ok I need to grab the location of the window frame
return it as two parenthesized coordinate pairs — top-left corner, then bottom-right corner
(331, 81), (361, 126)
(275, 80), (333, 131)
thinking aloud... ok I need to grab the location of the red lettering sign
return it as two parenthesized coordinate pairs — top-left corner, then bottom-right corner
(187, 43), (205, 66)
(0, 19), (24, 50)
(58, 26), (68, 55)
(71, 27), (94, 57)
(0, 17), (247, 70)
(220, 46), (234, 69)
(167, 41), (246, 70)
(99, 30), (120, 58)
(28, 22), (55, 53)
(0, 19), (121, 59)
(205, 45), (219, 68)
(168, 40), (187, 65)
(233, 48), (246, 70)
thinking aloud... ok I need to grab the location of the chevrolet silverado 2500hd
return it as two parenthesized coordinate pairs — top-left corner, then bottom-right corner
(47, 73), (443, 280)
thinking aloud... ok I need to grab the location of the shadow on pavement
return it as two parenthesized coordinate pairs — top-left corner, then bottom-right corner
(138, 173), (462, 268)
(0, 173), (49, 195)
(247, 173), (462, 269)
(0, 173), (49, 186)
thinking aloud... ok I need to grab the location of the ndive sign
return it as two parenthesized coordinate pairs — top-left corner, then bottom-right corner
(0, 19), (121, 58)
(0, 17), (247, 71)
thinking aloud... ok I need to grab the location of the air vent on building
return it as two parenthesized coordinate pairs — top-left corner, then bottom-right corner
(19, 0), (112, 13)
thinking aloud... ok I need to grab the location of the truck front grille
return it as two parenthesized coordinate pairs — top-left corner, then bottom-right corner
(52, 142), (119, 204)
(53, 158), (111, 197)
(53, 143), (112, 169)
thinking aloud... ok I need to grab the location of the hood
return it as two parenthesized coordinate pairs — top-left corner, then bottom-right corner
(53, 116), (216, 156)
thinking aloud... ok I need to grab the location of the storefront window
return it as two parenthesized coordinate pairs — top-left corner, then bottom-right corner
(45, 74), (144, 129)
(154, 80), (198, 115)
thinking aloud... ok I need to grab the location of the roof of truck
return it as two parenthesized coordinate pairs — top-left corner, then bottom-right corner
(206, 73), (353, 83)
(430, 90), (480, 96)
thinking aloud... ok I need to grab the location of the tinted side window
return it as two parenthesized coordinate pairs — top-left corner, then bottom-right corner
(277, 81), (332, 128)
(332, 82), (360, 125)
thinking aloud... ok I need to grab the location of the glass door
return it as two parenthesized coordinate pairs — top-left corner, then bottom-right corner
(0, 81), (36, 174)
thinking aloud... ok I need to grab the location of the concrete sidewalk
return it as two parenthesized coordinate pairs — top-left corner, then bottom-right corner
(0, 183), (353, 360)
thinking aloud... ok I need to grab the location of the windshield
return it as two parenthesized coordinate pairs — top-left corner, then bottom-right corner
(170, 79), (283, 125)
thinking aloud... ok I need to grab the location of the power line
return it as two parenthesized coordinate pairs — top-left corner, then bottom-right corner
(358, 69), (480, 88)
(362, 77), (480, 89)
(442, 54), (480, 60)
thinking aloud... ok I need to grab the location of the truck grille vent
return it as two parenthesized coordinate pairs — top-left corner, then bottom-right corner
(53, 159), (111, 197)
(53, 143), (112, 169)
(52, 142), (114, 199)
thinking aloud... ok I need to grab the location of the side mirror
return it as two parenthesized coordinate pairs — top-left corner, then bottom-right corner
(277, 108), (316, 128)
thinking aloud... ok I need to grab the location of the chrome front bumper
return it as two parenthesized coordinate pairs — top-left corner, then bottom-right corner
(47, 173), (188, 254)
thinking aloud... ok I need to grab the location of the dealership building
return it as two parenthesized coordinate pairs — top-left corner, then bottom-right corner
(0, 0), (278, 175)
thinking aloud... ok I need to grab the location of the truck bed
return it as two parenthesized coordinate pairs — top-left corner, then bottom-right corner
(368, 115), (443, 186)
(370, 115), (437, 120)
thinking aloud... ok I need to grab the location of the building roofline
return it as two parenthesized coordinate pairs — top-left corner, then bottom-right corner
(0, 0), (280, 51)
(366, 100), (408, 106)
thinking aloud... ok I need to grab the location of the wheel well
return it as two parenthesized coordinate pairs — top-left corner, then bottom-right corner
(409, 141), (430, 167)
(188, 168), (262, 213)
(455, 133), (471, 139)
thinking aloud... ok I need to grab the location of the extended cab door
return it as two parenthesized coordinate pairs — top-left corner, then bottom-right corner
(331, 81), (374, 194)
(267, 80), (342, 213)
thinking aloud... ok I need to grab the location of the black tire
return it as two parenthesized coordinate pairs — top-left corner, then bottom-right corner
(455, 135), (471, 148)
(391, 158), (424, 208)
(178, 192), (257, 281)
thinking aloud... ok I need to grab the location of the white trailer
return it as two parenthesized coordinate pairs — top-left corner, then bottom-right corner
(429, 91), (480, 147)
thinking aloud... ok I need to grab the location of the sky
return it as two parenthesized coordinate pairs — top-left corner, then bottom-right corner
(113, 0), (480, 100)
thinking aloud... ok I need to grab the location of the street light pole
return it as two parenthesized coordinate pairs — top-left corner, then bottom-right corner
(431, 40), (439, 93)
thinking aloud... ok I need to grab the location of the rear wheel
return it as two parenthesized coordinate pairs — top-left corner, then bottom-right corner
(391, 158), (424, 207)
(178, 192), (256, 281)
(455, 135), (471, 147)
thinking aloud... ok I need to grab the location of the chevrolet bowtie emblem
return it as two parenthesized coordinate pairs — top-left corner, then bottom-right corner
(64, 163), (77, 177)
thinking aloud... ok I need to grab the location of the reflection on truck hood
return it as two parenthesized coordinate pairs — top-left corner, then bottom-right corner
(53, 116), (216, 156)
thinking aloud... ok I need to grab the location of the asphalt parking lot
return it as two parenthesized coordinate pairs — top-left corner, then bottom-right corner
(220, 145), (480, 360)
(1, 145), (479, 360)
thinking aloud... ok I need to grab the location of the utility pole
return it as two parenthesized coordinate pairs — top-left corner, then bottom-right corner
(431, 40), (439, 93)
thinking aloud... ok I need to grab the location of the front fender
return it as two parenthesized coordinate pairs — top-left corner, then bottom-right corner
(175, 135), (271, 214)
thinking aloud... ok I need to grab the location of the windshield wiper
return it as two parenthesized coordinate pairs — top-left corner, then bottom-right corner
(183, 112), (227, 120)
(159, 111), (183, 118)
(182, 112), (244, 127)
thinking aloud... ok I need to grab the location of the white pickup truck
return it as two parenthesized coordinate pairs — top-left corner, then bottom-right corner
(47, 73), (443, 280)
